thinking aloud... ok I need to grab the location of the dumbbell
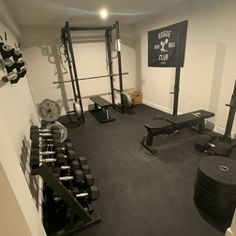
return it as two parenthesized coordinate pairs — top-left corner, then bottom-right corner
(4, 59), (25, 73)
(54, 169), (84, 185)
(77, 156), (87, 165)
(10, 67), (27, 84)
(80, 164), (91, 175)
(71, 160), (94, 186)
(0, 43), (14, 58)
(195, 134), (215, 153)
(76, 156), (90, 174)
(13, 49), (23, 61)
(1, 72), (18, 83)
(31, 125), (59, 133)
(72, 186), (100, 201)
(30, 148), (75, 168)
(51, 161), (80, 175)
(54, 185), (100, 203)
(30, 155), (57, 169)
(31, 137), (64, 150)
(30, 129), (61, 141)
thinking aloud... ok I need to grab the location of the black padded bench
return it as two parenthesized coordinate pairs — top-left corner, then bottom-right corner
(90, 96), (115, 123)
(141, 109), (214, 154)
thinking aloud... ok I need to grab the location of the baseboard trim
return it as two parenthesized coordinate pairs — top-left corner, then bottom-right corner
(226, 228), (235, 236)
(142, 100), (173, 114)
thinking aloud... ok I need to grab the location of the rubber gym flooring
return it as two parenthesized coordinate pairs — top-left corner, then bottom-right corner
(60, 104), (230, 236)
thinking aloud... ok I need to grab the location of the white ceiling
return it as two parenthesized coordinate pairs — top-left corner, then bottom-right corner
(5, 0), (195, 26)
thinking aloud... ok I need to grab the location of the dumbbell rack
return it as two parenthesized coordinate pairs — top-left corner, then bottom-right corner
(29, 125), (101, 235)
(32, 165), (101, 235)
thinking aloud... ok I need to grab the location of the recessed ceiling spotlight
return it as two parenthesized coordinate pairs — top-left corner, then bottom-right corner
(99, 8), (108, 20)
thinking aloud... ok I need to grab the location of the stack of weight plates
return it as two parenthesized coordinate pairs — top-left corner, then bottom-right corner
(194, 156), (236, 218)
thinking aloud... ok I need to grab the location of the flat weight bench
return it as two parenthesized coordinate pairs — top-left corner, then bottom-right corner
(141, 109), (214, 154)
(90, 96), (115, 123)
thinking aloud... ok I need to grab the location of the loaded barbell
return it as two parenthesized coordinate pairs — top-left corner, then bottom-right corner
(53, 72), (129, 84)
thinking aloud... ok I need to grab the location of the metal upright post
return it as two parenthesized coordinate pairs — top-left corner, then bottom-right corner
(223, 80), (236, 141)
(172, 67), (181, 116)
(61, 28), (77, 102)
(115, 21), (124, 113)
(65, 21), (85, 121)
(105, 29), (115, 106)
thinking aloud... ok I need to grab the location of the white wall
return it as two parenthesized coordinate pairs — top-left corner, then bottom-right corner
(0, 2), (46, 235)
(135, 0), (236, 136)
(21, 24), (137, 114)
(226, 210), (236, 236)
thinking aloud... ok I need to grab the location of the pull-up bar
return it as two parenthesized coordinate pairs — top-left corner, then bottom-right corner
(70, 26), (115, 31)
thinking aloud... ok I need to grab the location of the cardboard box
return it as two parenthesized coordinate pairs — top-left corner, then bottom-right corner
(127, 89), (142, 105)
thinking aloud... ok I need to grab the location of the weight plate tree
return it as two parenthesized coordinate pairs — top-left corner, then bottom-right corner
(38, 99), (61, 122)
(194, 156), (236, 221)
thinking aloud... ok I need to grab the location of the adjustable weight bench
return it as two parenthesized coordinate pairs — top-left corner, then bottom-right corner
(141, 109), (214, 154)
(90, 96), (115, 123)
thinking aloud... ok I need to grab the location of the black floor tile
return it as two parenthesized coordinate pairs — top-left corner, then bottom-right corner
(58, 104), (226, 236)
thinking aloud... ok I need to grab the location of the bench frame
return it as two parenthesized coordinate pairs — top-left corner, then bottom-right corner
(90, 96), (115, 123)
(141, 110), (214, 154)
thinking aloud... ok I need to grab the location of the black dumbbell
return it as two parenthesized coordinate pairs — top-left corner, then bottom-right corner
(71, 160), (94, 186)
(55, 143), (73, 153)
(30, 155), (57, 169)
(0, 43), (14, 58)
(80, 164), (91, 175)
(54, 185), (99, 203)
(31, 139), (72, 151)
(77, 156), (87, 165)
(75, 156), (91, 174)
(30, 148), (75, 167)
(30, 129), (61, 141)
(56, 150), (76, 165)
(73, 186), (100, 201)
(51, 161), (80, 175)
(31, 139), (54, 149)
(31, 125), (59, 133)
(13, 49), (23, 61)
(54, 169), (84, 185)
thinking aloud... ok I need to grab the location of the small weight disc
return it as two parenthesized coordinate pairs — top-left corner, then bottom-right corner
(73, 102), (82, 120)
(38, 99), (61, 122)
(122, 92), (132, 109)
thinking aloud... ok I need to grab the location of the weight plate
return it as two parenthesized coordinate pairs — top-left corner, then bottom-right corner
(122, 92), (132, 109)
(194, 181), (236, 207)
(46, 121), (68, 143)
(194, 156), (236, 217)
(198, 156), (236, 187)
(38, 99), (61, 122)
(73, 102), (82, 120)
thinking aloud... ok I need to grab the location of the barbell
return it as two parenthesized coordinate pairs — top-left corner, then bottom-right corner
(53, 72), (129, 84)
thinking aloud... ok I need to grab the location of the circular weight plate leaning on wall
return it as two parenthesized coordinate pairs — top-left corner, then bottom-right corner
(38, 99), (61, 122)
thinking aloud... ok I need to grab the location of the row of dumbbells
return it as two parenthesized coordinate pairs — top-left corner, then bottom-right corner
(0, 42), (27, 84)
(30, 125), (100, 206)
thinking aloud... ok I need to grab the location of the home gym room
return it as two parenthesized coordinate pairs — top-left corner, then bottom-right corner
(0, 0), (236, 235)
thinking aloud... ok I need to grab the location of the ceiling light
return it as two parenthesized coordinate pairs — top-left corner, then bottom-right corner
(99, 8), (108, 20)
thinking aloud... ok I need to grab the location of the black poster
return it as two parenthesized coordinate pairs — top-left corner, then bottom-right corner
(148, 20), (188, 67)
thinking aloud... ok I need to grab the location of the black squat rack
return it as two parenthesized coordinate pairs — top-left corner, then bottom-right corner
(60, 21), (126, 122)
